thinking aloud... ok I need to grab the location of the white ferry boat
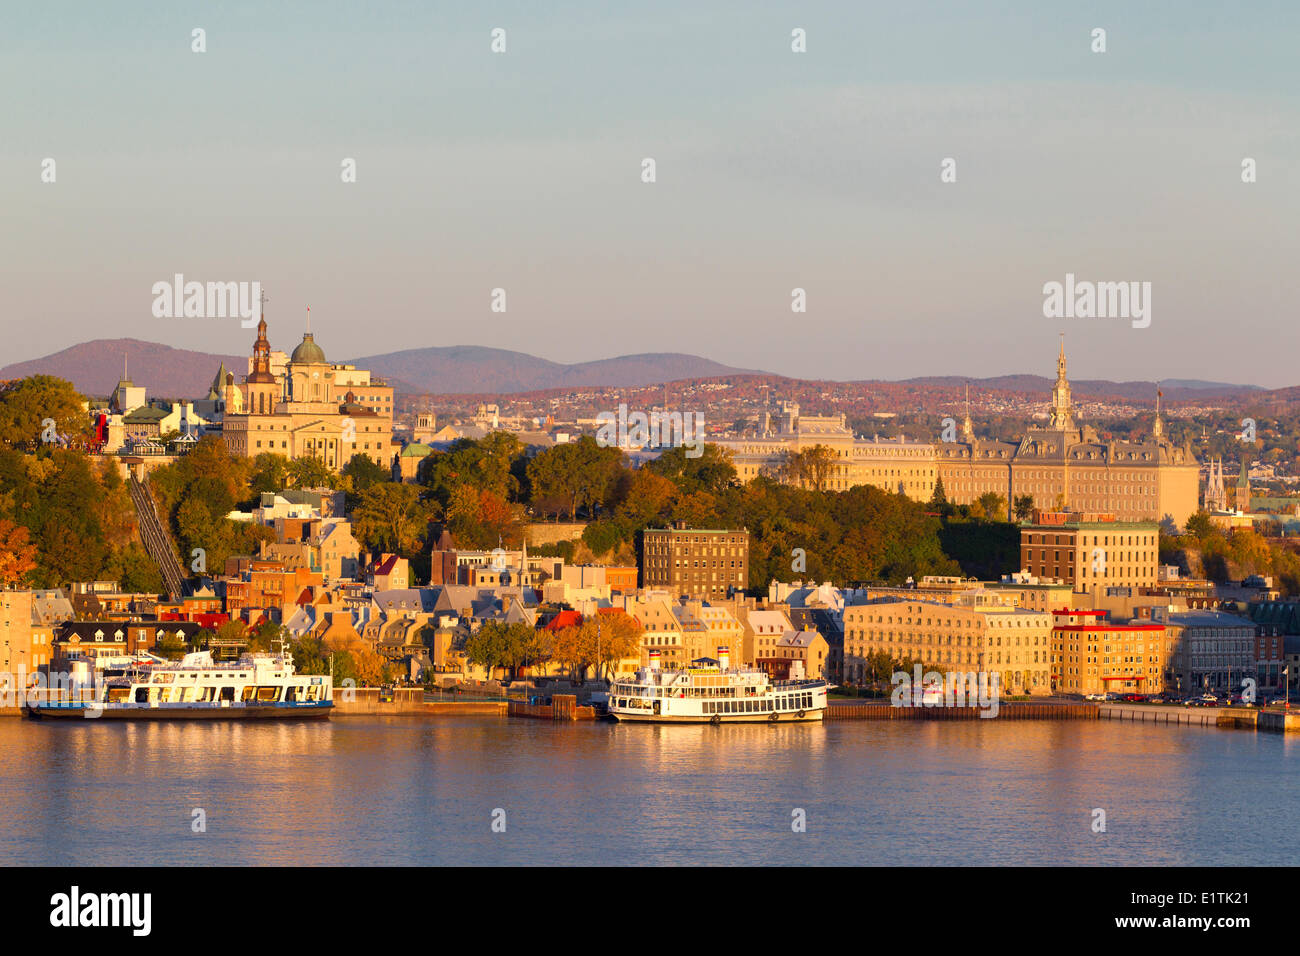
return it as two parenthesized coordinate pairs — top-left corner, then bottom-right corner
(25, 650), (332, 721)
(608, 647), (828, 724)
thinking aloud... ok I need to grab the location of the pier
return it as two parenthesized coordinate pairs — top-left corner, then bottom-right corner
(826, 701), (1098, 721)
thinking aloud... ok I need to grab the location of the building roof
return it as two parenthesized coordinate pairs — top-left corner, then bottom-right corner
(290, 333), (327, 364)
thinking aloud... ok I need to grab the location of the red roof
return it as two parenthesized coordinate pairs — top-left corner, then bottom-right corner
(1053, 623), (1165, 632)
(544, 610), (583, 631)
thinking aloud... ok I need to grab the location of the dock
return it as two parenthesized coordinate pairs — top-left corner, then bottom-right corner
(826, 701), (1097, 721)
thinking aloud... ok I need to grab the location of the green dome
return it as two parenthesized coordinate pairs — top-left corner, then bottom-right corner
(290, 333), (326, 364)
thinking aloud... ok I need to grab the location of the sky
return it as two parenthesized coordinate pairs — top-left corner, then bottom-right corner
(2, 1), (1297, 387)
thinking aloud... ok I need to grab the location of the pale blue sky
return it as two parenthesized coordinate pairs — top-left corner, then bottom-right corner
(2, 1), (1296, 386)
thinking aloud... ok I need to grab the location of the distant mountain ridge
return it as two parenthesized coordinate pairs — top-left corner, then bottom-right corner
(0, 337), (1271, 402)
(0, 339), (765, 398)
(349, 345), (764, 394)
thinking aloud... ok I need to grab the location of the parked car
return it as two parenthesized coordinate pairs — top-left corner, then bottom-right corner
(1121, 693), (1147, 703)
(1084, 693), (1106, 701)
(1185, 695), (1220, 707)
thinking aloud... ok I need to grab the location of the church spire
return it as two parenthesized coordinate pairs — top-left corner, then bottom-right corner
(1049, 335), (1075, 431)
(962, 382), (975, 442)
(1153, 385), (1164, 438)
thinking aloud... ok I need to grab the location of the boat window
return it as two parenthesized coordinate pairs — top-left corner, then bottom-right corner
(134, 687), (148, 703)
(220, 686), (235, 701)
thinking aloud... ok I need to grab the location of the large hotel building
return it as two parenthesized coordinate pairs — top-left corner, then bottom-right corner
(211, 312), (394, 472)
(640, 523), (749, 601)
(1019, 510), (1160, 596)
(713, 344), (1200, 527)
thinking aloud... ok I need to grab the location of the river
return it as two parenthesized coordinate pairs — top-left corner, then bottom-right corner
(2, 717), (1296, 865)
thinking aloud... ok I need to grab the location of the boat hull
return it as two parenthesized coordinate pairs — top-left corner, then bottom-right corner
(24, 703), (332, 721)
(610, 710), (824, 724)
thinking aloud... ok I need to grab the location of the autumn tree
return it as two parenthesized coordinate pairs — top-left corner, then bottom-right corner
(582, 612), (642, 681)
(341, 453), (390, 496)
(446, 485), (523, 550)
(323, 630), (385, 685)
(782, 444), (837, 492)
(422, 433), (526, 506)
(646, 443), (737, 496)
(0, 519), (37, 586)
(465, 621), (543, 681)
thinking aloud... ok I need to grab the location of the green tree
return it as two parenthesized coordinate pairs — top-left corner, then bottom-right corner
(342, 453), (389, 495)
(929, 476), (948, 508)
(0, 375), (87, 449)
(287, 456), (336, 490)
(646, 443), (737, 496)
(525, 437), (623, 520)
(422, 433), (525, 506)
(249, 453), (290, 496)
(351, 482), (436, 556)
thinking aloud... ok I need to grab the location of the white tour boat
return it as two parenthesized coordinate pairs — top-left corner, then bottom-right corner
(25, 650), (332, 721)
(608, 647), (828, 724)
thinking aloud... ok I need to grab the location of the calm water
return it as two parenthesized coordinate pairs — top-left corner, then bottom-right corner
(2, 716), (1297, 866)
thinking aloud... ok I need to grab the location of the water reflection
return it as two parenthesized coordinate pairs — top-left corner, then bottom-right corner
(0, 718), (1295, 865)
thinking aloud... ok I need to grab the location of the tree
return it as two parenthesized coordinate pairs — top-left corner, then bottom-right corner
(445, 487), (523, 550)
(782, 444), (837, 492)
(351, 483), (436, 556)
(526, 437), (623, 520)
(583, 612), (642, 681)
(422, 433), (525, 506)
(1013, 494), (1035, 522)
(646, 443), (737, 496)
(292, 634), (329, 675)
(249, 453), (290, 496)
(287, 456), (336, 490)
(342, 453), (389, 494)
(0, 376), (87, 449)
(0, 519), (37, 586)
(323, 631), (385, 685)
(929, 476), (948, 508)
(107, 542), (164, 594)
(464, 621), (540, 681)
(976, 492), (1007, 521)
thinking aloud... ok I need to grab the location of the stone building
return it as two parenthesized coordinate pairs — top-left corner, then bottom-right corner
(1050, 608), (1169, 696)
(935, 342), (1199, 525)
(1019, 510), (1159, 596)
(842, 590), (1053, 696)
(217, 310), (394, 472)
(641, 523), (749, 601)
